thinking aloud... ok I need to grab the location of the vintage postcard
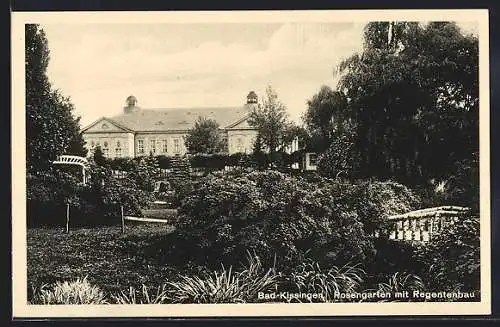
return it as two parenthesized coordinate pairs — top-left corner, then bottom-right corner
(11, 9), (491, 317)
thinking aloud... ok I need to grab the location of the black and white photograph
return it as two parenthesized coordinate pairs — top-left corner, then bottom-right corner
(11, 9), (490, 317)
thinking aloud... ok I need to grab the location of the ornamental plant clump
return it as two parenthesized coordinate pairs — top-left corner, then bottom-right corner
(31, 277), (107, 305)
(287, 259), (365, 303)
(164, 251), (279, 303)
(111, 285), (169, 304)
(371, 272), (426, 302)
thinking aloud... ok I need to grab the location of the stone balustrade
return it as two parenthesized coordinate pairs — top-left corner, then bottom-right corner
(384, 206), (470, 242)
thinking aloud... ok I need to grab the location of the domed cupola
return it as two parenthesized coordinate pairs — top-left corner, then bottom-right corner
(246, 91), (258, 104)
(124, 95), (140, 114)
(244, 91), (259, 111)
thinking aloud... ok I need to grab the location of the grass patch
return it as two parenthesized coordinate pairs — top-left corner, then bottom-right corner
(27, 223), (179, 301)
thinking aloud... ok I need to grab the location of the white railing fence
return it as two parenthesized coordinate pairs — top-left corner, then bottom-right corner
(380, 206), (471, 242)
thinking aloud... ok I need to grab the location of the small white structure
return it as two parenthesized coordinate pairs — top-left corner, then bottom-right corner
(53, 155), (89, 184)
(303, 152), (318, 171)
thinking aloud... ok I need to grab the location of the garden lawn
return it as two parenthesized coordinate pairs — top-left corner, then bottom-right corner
(27, 223), (180, 300)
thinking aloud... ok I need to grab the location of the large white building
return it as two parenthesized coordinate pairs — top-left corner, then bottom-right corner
(82, 91), (265, 158)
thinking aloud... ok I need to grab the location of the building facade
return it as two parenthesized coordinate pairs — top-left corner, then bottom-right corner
(82, 92), (260, 158)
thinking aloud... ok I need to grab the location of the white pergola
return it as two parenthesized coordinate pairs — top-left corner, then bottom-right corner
(53, 155), (89, 184)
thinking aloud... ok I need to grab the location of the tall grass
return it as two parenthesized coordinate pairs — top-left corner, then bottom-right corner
(363, 272), (426, 302)
(289, 259), (365, 302)
(111, 285), (169, 304)
(164, 252), (279, 303)
(376, 272), (425, 294)
(31, 277), (107, 305)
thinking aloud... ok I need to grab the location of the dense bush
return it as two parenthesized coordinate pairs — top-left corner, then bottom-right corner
(27, 164), (153, 227)
(84, 164), (154, 219)
(125, 155), (161, 192)
(174, 170), (374, 271)
(416, 215), (480, 294)
(365, 238), (427, 286)
(27, 170), (83, 227)
(339, 180), (421, 236)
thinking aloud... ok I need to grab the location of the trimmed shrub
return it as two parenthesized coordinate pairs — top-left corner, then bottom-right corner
(156, 155), (173, 170)
(31, 277), (107, 305)
(189, 153), (228, 170)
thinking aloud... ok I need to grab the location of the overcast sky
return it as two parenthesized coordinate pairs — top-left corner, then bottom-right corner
(41, 21), (478, 127)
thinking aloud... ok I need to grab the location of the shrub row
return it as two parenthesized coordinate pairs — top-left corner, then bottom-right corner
(100, 152), (306, 171)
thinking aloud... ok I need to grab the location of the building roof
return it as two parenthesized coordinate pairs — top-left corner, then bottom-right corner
(103, 106), (252, 132)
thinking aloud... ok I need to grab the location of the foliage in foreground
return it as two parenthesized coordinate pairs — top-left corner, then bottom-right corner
(164, 252), (279, 303)
(372, 272), (426, 302)
(286, 259), (365, 302)
(30, 277), (107, 305)
(111, 285), (169, 304)
(28, 224), (480, 304)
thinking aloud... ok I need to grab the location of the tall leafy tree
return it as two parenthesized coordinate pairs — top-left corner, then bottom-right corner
(302, 86), (358, 179)
(26, 24), (87, 174)
(184, 116), (226, 154)
(335, 21), (478, 183)
(248, 86), (295, 167)
(303, 85), (350, 152)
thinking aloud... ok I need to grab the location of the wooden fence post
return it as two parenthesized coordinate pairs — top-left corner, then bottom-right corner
(121, 205), (125, 233)
(65, 203), (70, 234)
